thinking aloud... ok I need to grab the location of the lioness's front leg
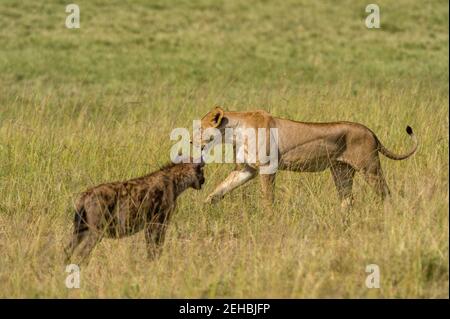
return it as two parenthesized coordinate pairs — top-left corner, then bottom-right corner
(205, 165), (257, 204)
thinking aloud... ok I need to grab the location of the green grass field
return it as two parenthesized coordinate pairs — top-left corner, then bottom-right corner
(0, 0), (448, 298)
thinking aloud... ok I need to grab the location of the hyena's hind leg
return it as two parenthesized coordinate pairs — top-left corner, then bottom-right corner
(75, 231), (103, 264)
(331, 162), (356, 209)
(65, 204), (104, 265)
(64, 208), (89, 263)
(65, 230), (88, 263)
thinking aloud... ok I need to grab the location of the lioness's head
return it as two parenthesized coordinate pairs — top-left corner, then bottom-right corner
(194, 106), (227, 148)
(201, 106), (225, 130)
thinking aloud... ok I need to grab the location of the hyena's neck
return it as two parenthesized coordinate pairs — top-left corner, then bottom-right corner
(170, 170), (193, 198)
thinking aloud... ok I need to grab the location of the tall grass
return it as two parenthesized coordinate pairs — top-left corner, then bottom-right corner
(0, 0), (448, 298)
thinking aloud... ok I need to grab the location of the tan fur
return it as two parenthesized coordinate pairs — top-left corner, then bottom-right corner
(65, 162), (205, 264)
(200, 106), (418, 207)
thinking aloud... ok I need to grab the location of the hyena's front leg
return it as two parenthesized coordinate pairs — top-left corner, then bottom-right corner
(145, 223), (167, 260)
(145, 209), (171, 260)
(205, 165), (257, 204)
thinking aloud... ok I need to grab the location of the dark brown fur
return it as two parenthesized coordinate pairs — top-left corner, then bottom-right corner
(65, 161), (205, 264)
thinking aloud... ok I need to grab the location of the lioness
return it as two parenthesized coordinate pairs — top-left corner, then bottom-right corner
(199, 106), (417, 208)
(65, 161), (205, 264)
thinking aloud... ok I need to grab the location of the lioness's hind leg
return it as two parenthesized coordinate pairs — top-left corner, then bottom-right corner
(331, 162), (355, 209)
(362, 158), (391, 201)
(260, 173), (276, 206)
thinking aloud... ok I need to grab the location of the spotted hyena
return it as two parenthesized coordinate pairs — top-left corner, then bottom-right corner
(65, 161), (205, 264)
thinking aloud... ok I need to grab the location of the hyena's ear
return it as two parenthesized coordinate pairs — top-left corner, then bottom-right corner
(194, 161), (205, 169)
(192, 156), (205, 167)
(208, 106), (224, 128)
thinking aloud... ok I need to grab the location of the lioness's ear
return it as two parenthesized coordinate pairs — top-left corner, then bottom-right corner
(209, 106), (224, 128)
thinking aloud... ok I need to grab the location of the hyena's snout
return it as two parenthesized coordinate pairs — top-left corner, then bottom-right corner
(187, 160), (206, 190)
(194, 172), (205, 190)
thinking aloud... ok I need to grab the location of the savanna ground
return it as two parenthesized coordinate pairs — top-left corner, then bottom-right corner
(0, 0), (448, 298)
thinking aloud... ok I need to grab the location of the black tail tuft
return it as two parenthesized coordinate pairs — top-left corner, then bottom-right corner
(406, 126), (413, 135)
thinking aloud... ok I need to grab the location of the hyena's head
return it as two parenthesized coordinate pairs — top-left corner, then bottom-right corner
(182, 161), (206, 190)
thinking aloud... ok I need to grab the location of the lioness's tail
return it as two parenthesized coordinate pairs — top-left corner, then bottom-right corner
(377, 126), (418, 160)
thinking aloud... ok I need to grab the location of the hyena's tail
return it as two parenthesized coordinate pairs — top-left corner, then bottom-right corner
(378, 126), (418, 160)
